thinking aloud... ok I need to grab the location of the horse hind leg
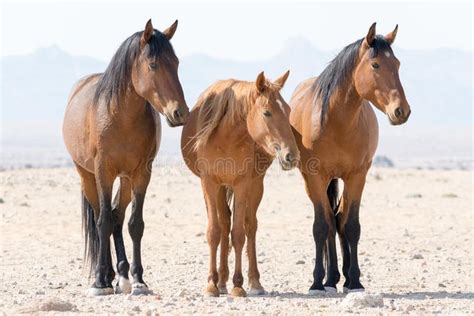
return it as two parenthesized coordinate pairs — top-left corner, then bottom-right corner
(112, 177), (132, 294)
(217, 186), (231, 295)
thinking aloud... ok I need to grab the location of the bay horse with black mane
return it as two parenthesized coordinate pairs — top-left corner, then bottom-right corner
(63, 19), (189, 295)
(181, 71), (300, 297)
(289, 23), (411, 294)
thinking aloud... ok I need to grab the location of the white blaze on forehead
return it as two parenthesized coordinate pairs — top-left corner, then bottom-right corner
(384, 51), (391, 58)
(276, 99), (285, 111)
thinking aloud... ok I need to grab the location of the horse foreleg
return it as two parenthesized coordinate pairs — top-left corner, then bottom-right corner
(301, 172), (334, 295)
(89, 162), (116, 295)
(229, 182), (250, 298)
(201, 178), (221, 297)
(128, 168), (151, 295)
(338, 172), (367, 292)
(245, 177), (265, 295)
(336, 198), (351, 292)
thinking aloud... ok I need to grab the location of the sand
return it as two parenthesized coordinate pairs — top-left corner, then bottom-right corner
(0, 166), (473, 314)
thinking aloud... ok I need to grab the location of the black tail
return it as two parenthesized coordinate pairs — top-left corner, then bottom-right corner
(82, 192), (99, 277)
(224, 186), (234, 253)
(327, 179), (340, 215)
(324, 179), (340, 277)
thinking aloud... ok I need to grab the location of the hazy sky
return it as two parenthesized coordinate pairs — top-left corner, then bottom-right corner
(1, 0), (472, 62)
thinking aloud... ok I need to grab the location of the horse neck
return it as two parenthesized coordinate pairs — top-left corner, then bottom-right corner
(216, 114), (251, 147)
(326, 78), (364, 131)
(109, 85), (148, 123)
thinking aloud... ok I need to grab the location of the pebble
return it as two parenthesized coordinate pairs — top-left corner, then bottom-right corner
(340, 293), (384, 309)
(18, 297), (76, 312)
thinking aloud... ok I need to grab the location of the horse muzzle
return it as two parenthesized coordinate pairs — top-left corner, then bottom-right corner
(277, 150), (300, 171)
(165, 107), (189, 127)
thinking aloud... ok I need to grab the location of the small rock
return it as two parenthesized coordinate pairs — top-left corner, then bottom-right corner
(412, 254), (424, 259)
(296, 260), (305, 265)
(35, 290), (45, 295)
(438, 283), (446, 288)
(18, 297), (76, 312)
(132, 305), (141, 312)
(176, 289), (189, 297)
(404, 304), (415, 313)
(405, 193), (422, 199)
(340, 292), (384, 309)
(442, 193), (458, 198)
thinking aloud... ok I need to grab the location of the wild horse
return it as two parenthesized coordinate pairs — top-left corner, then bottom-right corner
(63, 19), (189, 295)
(289, 23), (411, 294)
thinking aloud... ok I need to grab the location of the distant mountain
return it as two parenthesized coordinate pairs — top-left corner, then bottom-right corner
(1, 40), (472, 169)
(1, 45), (105, 122)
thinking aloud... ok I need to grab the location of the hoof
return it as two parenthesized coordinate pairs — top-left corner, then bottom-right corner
(87, 286), (114, 296)
(218, 286), (228, 295)
(248, 287), (267, 296)
(230, 287), (247, 297)
(348, 288), (365, 293)
(308, 289), (326, 296)
(324, 286), (337, 294)
(203, 284), (220, 297)
(115, 277), (132, 294)
(131, 282), (152, 295)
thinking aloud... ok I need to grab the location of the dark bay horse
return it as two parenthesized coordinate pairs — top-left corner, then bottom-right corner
(181, 71), (300, 297)
(63, 19), (189, 296)
(289, 23), (410, 294)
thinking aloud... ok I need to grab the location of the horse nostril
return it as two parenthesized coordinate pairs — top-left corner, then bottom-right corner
(285, 153), (293, 163)
(394, 107), (403, 118)
(173, 110), (181, 120)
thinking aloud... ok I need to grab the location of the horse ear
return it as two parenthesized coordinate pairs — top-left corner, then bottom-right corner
(385, 24), (398, 44)
(273, 70), (290, 90)
(141, 19), (154, 48)
(255, 71), (266, 93)
(163, 20), (178, 40)
(364, 22), (377, 47)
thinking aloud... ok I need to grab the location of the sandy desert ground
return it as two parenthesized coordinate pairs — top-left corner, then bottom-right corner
(0, 166), (473, 314)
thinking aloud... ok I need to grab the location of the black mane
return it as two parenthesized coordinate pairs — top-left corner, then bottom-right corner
(93, 29), (176, 106)
(313, 35), (393, 125)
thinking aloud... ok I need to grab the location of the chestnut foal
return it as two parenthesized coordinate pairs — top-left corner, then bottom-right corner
(181, 71), (299, 297)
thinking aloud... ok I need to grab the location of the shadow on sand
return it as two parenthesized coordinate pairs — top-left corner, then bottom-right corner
(250, 291), (474, 300)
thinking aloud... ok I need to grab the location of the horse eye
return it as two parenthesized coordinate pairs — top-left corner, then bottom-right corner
(372, 62), (380, 69)
(263, 110), (272, 117)
(149, 62), (157, 70)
